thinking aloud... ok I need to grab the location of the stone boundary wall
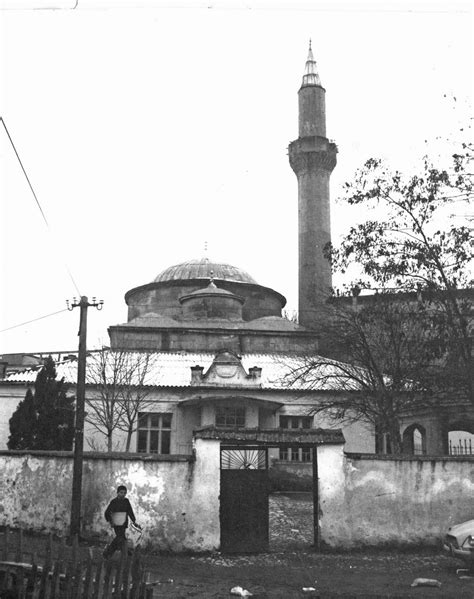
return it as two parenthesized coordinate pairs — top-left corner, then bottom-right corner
(319, 451), (474, 548)
(0, 439), (220, 552)
(2, 443), (472, 551)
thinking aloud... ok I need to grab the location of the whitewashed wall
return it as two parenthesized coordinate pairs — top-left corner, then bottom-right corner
(0, 438), (220, 552)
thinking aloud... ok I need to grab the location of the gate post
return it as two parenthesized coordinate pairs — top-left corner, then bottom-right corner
(312, 444), (320, 551)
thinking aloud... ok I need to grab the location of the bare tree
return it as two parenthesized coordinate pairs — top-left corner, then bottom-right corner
(115, 352), (157, 451)
(326, 144), (473, 402)
(285, 296), (447, 454)
(85, 349), (157, 452)
(86, 350), (128, 451)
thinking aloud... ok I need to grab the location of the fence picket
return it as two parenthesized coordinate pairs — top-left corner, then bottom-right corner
(130, 562), (144, 599)
(51, 559), (62, 599)
(1, 565), (11, 591)
(38, 560), (49, 598)
(64, 558), (75, 599)
(16, 527), (24, 562)
(43, 566), (53, 599)
(60, 536), (68, 570)
(71, 560), (84, 599)
(83, 550), (94, 598)
(122, 556), (133, 599)
(31, 575), (42, 599)
(31, 553), (38, 582)
(72, 534), (79, 567)
(113, 546), (127, 598)
(92, 558), (104, 599)
(3, 526), (9, 561)
(46, 533), (53, 564)
(16, 566), (26, 599)
(102, 559), (114, 599)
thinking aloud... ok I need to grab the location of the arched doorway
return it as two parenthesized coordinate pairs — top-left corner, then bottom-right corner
(402, 424), (426, 455)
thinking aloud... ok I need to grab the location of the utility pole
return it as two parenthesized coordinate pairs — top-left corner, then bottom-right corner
(67, 295), (103, 538)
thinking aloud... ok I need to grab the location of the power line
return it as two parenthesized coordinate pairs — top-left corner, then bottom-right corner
(1, 117), (49, 227)
(1, 117), (82, 297)
(0, 309), (69, 334)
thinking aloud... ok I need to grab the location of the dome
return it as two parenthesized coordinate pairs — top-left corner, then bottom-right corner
(154, 258), (257, 284)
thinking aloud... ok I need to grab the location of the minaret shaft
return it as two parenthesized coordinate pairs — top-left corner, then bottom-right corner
(299, 85), (326, 138)
(289, 46), (337, 329)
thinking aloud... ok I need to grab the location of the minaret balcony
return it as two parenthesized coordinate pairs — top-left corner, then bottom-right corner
(288, 136), (337, 174)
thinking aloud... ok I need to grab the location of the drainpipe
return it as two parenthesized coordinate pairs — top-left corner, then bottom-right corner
(312, 444), (320, 551)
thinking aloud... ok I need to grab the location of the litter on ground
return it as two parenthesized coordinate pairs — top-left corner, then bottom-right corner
(230, 585), (253, 597)
(410, 578), (442, 588)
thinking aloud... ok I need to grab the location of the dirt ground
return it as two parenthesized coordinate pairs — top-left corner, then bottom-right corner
(2, 493), (473, 597)
(140, 549), (474, 598)
(3, 531), (473, 598)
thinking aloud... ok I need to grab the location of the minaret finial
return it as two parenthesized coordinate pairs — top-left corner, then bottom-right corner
(302, 40), (321, 87)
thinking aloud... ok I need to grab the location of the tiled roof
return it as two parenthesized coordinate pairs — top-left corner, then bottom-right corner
(1, 351), (359, 391)
(195, 426), (345, 445)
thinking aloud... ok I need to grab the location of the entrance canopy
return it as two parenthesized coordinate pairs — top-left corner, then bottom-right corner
(194, 425), (345, 446)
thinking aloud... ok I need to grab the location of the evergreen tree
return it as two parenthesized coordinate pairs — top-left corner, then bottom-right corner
(7, 387), (37, 449)
(8, 356), (75, 450)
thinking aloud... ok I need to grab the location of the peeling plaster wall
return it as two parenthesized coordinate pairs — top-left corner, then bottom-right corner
(0, 439), (220, 552)
(320, 453), (474, 548)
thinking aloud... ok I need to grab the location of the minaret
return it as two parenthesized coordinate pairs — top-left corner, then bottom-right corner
(289, 42), (337, 329)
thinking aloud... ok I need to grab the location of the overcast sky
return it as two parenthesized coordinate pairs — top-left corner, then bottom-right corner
(0, 0), (472, 355)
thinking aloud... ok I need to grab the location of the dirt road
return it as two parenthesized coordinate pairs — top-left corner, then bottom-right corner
(142, 549), (473, 598)
(2, 528), (473, 597)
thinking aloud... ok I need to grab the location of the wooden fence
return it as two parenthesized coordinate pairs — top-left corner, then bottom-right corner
(0, 528), (153, 599)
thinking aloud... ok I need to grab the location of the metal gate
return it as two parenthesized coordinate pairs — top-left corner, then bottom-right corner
(219, 446), (269, 553)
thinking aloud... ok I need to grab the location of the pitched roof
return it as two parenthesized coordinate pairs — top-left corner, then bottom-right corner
(1, 350), (359, 391)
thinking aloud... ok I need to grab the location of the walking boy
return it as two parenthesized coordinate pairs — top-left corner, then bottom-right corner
(103, 485), (140, 559)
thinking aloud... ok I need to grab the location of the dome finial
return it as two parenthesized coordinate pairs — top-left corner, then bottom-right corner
(209, 269), (216, 287)
(302, 40), (321, 87)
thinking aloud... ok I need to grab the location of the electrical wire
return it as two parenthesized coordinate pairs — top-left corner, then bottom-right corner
(0, 309), (69, 334)
(1, 117), (82, 297)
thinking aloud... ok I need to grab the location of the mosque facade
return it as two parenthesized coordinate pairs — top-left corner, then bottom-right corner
(0, 46), (376, 457)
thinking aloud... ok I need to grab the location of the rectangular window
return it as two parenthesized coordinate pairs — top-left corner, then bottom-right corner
(215, 406), (246, 428)
(279, 415), (313, 462)
(279, 415), (313, 429)
(137, 412), (172, 454)
(278, 447), (312, 461)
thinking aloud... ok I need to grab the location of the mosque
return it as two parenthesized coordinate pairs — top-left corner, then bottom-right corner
(0, 45), (377, 458)
(5, 45), (470, 459)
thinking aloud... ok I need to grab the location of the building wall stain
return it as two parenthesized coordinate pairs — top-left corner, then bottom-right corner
(0, 440), (220, 552)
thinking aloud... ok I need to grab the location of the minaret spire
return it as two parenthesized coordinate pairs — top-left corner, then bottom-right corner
(302, 39), (321, 87)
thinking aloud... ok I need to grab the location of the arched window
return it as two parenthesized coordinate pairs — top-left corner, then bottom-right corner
(449, 430), (474, 456)
(413, 428), (423, 455)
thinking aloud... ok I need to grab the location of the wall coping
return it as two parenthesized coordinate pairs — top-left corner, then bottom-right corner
(345, 452), (474, 462)
(0, 449), (194, 462)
